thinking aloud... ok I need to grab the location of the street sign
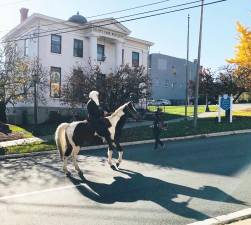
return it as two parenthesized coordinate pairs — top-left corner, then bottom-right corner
(218, 94), (233, 123)
(220, 94), (231, 111)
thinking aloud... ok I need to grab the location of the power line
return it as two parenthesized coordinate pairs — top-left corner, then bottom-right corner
(2, 0), (227, 44)
(105, 0), (202, 20)
(0, 29), (12, 33)
(1, 0), (175, 35)
(0, 0), (30, 7)
(2, 0), (227, 43)
(86, 0), (173, 18)
(15, 0), (202, 41)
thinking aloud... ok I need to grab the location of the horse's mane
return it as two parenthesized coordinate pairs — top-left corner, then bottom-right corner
(108, 102), (128, 118)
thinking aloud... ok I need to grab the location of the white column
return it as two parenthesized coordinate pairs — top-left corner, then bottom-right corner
(89, 35), (97, 65)
(115, 40), (123, 69)
(218, 96), (221, 123)
(230, 95), (233, 123)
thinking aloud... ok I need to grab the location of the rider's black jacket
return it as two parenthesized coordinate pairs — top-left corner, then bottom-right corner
(87, 99), (101, 122)
(86, 99), (109, 137)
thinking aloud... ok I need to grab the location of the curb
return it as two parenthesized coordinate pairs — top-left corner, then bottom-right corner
(0, 135), (53, 148)
(187, 208), (251, 225)
(1, 128), (251, 160)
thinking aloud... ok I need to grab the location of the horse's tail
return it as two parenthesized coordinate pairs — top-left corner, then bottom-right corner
(55, 123), (69, 160)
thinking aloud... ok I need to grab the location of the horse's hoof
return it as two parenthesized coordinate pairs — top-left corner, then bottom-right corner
(78, 170), (83, 176)
(116, 162), (120, 168)
(78, 171), (85, 180)
(65, 171), (71, 177)
(110, 165), (117, 170)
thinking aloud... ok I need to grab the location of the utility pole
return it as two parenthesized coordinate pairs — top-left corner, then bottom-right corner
(185, 14), (190, 119)
(146, 46), (150, 110)
(193, 0), (204, 128)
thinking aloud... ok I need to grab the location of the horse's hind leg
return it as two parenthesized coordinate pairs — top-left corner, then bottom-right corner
(73, 146), (82, 174)
(105, 135), (116, 169)
(63, 156), (70, 175)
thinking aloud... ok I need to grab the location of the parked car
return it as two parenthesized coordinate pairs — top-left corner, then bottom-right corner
(148, 99), (172, 106)
(147, 99), (155, 106)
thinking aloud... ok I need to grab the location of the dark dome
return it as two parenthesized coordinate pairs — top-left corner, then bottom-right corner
(68, 12), (87, 24)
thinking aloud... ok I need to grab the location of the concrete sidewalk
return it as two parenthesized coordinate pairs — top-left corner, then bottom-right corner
(0, 117), (188, 148)
(188, 208), (251, 225)
(0, 135), (52, 148)
(1, 104), (249, 148)
(229, 218), (251, 224)
(124, 116), (190, 128)
(0, 111), (231, 148)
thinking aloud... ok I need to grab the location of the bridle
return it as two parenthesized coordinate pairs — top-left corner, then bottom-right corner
(126, 103), (139, 120)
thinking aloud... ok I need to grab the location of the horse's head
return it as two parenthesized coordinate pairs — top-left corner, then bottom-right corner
(123, 101), (140, 121)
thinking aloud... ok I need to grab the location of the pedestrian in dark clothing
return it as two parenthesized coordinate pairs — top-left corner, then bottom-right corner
(152, 108), (165, 150)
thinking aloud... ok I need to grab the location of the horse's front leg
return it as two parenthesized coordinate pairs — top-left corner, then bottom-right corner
(107, 147), (113, 166)
(106, 139), (116, 169)
(73, 146), (82, 174)
(115, 142), (123, 168)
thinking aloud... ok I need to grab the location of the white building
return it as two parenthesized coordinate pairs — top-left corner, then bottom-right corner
(2, 8), (153, 124)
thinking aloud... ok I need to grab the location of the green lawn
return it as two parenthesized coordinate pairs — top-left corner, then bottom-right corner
(121, 115), (251, 142)
(147, 105), (217, 120)
(3, 115), (251, 155)
(5, 141), (55, 155)
(8, 124), (33, 138)
(1, 105), (218, 142)
(2, 105), (251, 155)
(23, 123), (59, 137)
(148, 105), (217, 115)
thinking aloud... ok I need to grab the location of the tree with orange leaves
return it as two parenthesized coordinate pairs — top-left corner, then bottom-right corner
(227, 22), (251, 68)
(226, 22), (251, 101)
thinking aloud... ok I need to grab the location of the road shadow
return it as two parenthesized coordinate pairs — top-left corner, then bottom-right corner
(68, 169), (245, 221)
(0, 154), (64, 190)
(80, 133), (251, 176)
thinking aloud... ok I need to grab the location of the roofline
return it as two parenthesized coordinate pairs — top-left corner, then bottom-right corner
(125, 36), (154, 46)
(2, 13), (153, 47)
(33, 13), (87, 28)
(2, 13), (89, 41)
(150, 53), (196, 63)
(2, 13), (38, 40)
(89, 17), (131, 35)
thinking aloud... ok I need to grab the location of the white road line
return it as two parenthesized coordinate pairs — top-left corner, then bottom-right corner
(0, 184), (84, 200)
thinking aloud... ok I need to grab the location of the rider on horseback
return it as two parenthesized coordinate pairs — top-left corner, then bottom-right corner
(87, 90), (102, 122)
(87, 91), (114, 148)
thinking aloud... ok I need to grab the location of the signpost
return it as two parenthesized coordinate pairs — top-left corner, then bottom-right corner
(218, 94), (233, 123)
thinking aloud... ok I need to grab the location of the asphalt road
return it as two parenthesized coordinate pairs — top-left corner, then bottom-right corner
(0, 133), (251, 225)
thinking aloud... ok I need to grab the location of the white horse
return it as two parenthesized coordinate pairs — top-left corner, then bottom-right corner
(55, 102), (138, 175)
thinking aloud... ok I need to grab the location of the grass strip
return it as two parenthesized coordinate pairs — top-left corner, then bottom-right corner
(3, 116), (251, 155)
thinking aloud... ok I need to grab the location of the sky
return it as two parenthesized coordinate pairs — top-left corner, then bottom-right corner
(0, 0), (250, 70)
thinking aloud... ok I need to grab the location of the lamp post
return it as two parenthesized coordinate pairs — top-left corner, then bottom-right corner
(193, 0), (204, 128)
(33, 73), (38, 125)
(185, 14), (190, 119)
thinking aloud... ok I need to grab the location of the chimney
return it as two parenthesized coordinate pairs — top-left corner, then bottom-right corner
(20, 8), (29, 23)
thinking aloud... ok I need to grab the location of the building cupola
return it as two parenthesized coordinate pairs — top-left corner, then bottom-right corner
(68, 12), (87, 24)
